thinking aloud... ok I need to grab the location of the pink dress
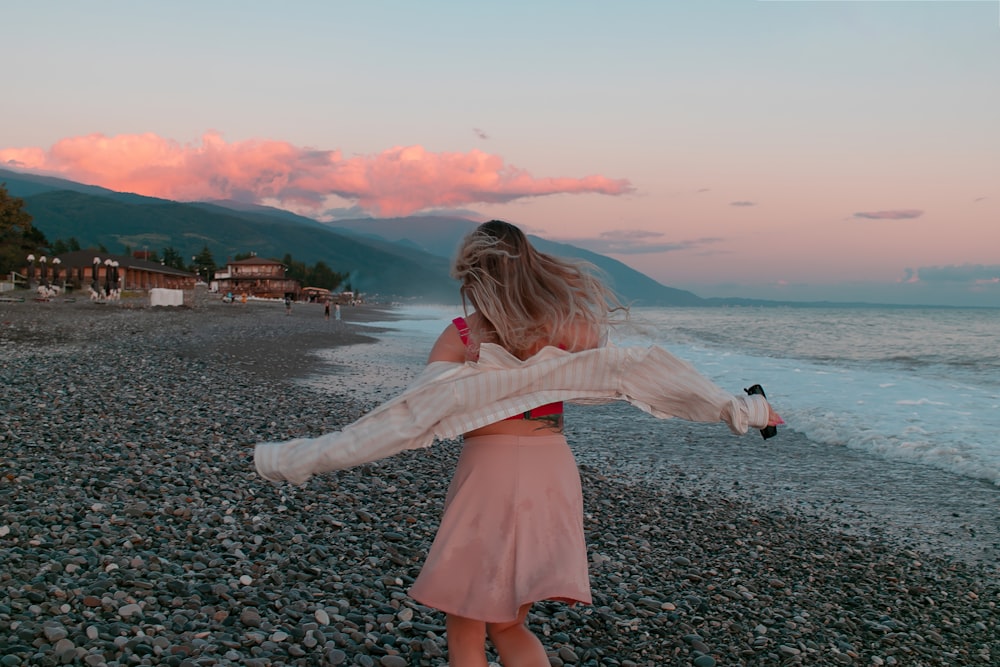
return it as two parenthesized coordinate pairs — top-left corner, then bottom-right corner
(408, 320), (592, 622)
(408, 433), (591, 622)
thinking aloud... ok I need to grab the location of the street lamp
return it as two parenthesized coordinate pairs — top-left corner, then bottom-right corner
(51, 257), (62, 289)
(92, 257), (100, 295)
(39, 256), (48, 288)
(26, 254), (35, 288)
(111, 261), (119, 295)
(104, 259), (113, 295)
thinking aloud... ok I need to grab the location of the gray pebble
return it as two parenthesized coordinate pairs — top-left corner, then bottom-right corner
(0, 298), (995, 667)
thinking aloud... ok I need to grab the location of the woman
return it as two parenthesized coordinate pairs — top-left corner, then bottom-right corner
(254, 220), (782, 666)
(407, 220), (780, 665)
(409, 220), (620, 665)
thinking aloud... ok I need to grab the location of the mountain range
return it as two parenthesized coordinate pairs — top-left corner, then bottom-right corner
(2, 167), (704, 305)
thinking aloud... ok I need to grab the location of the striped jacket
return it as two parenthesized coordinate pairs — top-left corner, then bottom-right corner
(255, 343), (771, 485)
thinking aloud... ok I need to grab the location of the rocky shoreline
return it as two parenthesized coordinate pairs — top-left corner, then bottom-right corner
(1, 292), (997, 666)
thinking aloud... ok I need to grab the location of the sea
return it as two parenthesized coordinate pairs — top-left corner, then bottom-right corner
(304, 304), (1000, 566)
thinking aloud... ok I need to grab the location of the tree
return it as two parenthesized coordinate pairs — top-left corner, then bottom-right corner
(277, 253), (347, 290)
(306, 260), (346, 291)
(280, 252), (308, 284)
(161, 246), (186, 270)
(191, 245), (217, 281)
(50, 237), (83, 255)
(0, 183), (48, 274)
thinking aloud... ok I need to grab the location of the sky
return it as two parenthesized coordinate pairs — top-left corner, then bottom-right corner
(2, 1), (998, 307)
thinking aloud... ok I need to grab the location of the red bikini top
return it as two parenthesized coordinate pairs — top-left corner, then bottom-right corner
(453, 317), (563, 421)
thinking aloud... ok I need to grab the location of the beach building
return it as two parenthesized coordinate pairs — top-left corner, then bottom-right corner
(213, 256), (301, 300)
(22, 250), (196, 292)
(300, 286), (331, 303)
(337, 290), (359, 304)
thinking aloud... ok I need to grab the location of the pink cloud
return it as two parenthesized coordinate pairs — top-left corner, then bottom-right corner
(852, 209), (924, 220)
(0, 132), (633, 217)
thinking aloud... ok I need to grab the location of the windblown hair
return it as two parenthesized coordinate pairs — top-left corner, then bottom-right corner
(452, 220), (626, 357)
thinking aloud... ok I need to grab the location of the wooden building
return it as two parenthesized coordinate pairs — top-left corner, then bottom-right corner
(300, 286), (331, 302)
(24, 250), (196, 292)
(214, 257), (301, 300)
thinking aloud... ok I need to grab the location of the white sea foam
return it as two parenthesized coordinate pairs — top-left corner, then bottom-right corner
(620, 306), (1000, 488)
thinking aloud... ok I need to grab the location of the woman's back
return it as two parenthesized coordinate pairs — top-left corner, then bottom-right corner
(427, 309), (600, 437)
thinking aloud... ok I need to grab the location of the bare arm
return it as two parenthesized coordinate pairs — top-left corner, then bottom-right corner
(427, 322), (468, 364)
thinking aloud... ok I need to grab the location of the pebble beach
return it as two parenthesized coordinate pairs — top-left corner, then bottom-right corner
(1, 291), (997, 667)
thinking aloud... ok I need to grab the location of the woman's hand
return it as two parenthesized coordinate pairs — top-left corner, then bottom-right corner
(766, 402), (785, 427)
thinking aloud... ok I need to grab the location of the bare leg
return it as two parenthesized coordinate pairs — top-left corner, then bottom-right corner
(486, 603), (548, 666)
(446, 614), (489, 667)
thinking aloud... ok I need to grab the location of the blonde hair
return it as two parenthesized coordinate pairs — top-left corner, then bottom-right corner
(452, 220), (626, 357)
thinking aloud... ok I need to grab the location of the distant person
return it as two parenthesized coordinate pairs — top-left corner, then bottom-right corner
(284, 295), (292, 315)
(324, 299), (331, 320)
(334, 303), (341, 322)
(256, 220), (782, 666)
